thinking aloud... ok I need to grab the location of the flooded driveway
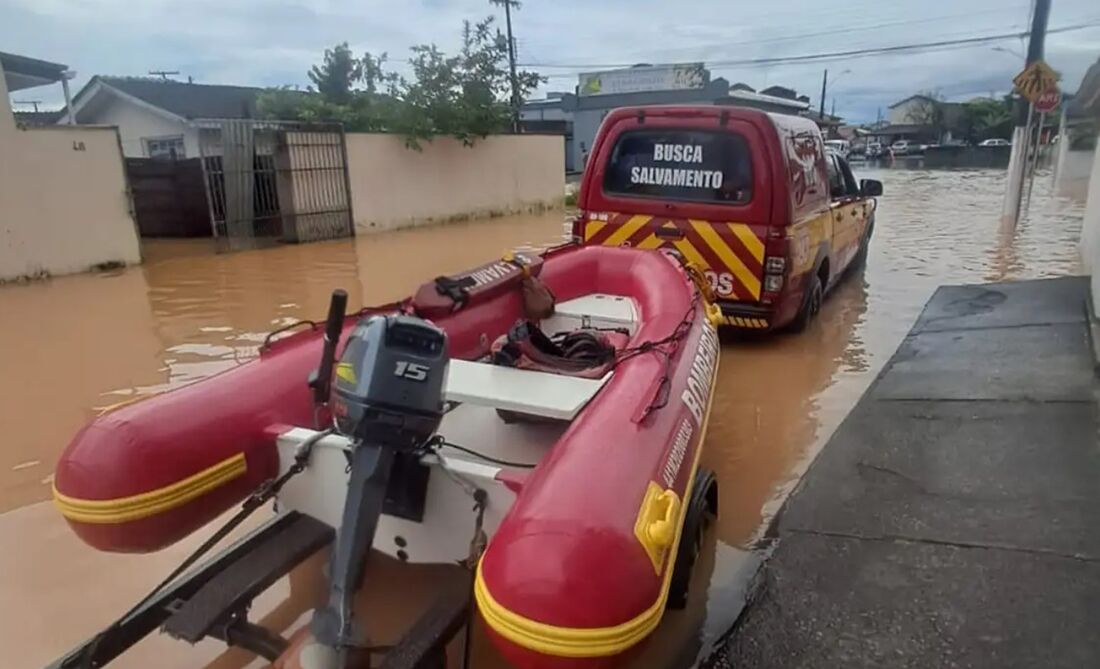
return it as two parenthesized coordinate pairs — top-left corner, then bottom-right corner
(0, 168), (1084, 668)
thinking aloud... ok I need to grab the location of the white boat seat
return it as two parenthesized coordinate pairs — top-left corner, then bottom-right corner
(542, 294), (638, 335)
(444, 358), (609, 421)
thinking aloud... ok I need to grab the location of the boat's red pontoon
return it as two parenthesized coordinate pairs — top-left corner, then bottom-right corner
(52, 244), (720, 669)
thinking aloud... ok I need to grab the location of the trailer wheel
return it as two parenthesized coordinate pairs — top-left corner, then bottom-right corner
(666, 468), (718, 611)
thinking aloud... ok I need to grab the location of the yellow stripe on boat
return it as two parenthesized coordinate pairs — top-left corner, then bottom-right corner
(474, 339), (720, 658)
(52, 453), (248, 524)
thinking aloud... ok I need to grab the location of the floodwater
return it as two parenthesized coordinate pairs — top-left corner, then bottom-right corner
(0, 168), (1085, 669)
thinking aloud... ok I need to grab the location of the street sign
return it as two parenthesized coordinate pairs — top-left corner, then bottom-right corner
(1013, 59), (1059, 104)
(1034, 88), (1061, 113)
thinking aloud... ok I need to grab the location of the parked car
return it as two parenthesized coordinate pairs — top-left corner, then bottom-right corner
(574, 105), (883, 332)
(890, 140), (912, 156)
(979, 138), (1011, 147)
(824, 139), (851, 159)
(865, 142), (884, 158)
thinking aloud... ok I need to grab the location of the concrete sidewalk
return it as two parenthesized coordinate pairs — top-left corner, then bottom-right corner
(707, 276), (1100, 669)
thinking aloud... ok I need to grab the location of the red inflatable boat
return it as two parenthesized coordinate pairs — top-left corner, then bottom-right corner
(53, 244), (720, 668)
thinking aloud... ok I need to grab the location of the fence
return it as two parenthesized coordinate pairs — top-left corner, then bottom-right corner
(198, 120), (354, 251)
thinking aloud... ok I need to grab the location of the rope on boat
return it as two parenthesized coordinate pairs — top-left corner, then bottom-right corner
(612, 280), (703, 418)
(425, 435), (538, 469)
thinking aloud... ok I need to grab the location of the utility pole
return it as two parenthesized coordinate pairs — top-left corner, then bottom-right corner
(148, 70), (180, 81)
(1001, 0), (1051, 226)
(491, 0), (522, 133)
(61, 70), (76, 124)
(818, 69), (828, 121)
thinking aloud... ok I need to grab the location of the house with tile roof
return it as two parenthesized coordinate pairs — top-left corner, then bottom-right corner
(65, 76), (265, 158)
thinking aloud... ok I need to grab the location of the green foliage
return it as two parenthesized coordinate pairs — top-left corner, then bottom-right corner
(961, 96), (1014, 142)
(255, 16), (544, 148)
(308, 43), (361, 105)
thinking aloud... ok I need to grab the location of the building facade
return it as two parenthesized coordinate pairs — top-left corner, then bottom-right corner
(66, 76), (263, 158)
(522, 64), (731, 173)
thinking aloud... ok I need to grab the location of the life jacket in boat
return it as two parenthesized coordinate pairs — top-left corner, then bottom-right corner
(490, 321), (628, 423)
(412, 253), (547, 319)
(490, 320), (628, 380)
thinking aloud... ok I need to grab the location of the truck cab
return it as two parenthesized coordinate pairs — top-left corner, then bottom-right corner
(573, 105), (882, 332)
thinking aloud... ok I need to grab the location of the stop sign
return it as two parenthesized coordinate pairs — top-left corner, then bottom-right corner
(1035, 88), (1061, 113)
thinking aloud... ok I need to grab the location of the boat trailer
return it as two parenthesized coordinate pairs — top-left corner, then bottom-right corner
(48, 293), (477, 669)
(46, 510), (473, 669)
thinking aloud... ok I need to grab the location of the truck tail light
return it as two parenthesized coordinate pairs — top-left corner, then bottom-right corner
(761, 233), (789, 304)
(571, 214), (584, 243)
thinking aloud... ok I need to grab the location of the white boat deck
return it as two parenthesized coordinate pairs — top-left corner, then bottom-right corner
(441, 294), (637, 421)
(275, 293), (641, 564)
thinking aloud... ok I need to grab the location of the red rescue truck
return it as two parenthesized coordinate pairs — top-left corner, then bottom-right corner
(574, 105), (883, 331)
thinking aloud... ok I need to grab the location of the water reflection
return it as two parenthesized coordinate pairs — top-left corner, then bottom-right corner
(0, 169), (1087, 668)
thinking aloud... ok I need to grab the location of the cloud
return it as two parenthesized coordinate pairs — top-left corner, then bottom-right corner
(3, 0), (1098, 122)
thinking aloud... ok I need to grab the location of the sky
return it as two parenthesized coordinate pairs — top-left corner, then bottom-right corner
(2, 0), (1099, 123)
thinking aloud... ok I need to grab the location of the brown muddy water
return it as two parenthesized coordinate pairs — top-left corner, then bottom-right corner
(0, 168), (1085, 669)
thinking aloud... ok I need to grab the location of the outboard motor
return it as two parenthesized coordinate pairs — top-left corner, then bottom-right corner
(309, 311), (448, 667)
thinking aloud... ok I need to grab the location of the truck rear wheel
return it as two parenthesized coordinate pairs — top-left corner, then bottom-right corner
(852, 219), (874, 270)
(789, 274), (823, 333)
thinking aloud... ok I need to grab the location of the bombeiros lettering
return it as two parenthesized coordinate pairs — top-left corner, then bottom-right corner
(680, 323), (719, 425)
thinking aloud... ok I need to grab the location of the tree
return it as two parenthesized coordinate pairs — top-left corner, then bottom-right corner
(900, 91), (950, 142)
(308, 43), (362, 104)
(259, 17), (544, 147)
(960, 96), (1014, 142)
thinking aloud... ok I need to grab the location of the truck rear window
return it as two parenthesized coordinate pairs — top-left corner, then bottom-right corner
(602, 129), (752, 204)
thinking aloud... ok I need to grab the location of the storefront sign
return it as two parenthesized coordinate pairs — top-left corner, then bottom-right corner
(579, 63), (707, 97)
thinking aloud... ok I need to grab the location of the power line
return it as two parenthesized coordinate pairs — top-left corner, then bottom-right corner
(519, 20), (1100, 71)
(548, 5), (1032, 64)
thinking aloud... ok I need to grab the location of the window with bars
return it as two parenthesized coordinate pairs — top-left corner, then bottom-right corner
(146, 136), (186, 160)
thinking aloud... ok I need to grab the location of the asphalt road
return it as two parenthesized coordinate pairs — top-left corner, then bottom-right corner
(707, 276), (1100, 669)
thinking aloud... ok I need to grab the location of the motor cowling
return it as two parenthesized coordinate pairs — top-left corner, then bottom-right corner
(332, 314), (449, 449)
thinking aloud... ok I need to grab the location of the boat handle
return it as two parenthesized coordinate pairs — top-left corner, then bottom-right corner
(655, 227), (685, 240)
(260, 319), (319, 351)
(645, 489), (681, 548)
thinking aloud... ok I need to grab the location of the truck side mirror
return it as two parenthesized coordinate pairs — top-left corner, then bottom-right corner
(860, 179), (883, 197)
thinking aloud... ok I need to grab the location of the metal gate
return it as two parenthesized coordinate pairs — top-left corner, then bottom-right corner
(198, 120), (354, 251)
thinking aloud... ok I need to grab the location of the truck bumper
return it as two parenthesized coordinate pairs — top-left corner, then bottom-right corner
(717, 301), (774, 330)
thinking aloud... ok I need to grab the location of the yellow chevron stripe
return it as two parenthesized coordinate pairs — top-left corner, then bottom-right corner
(635, 234), (664, 250)
(671, 237), (709, 270)
(603, 215), (650, 247)
(689, 221), (762, 298)
(728, 223), (765, 263)
(585, 220), (607, 241)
